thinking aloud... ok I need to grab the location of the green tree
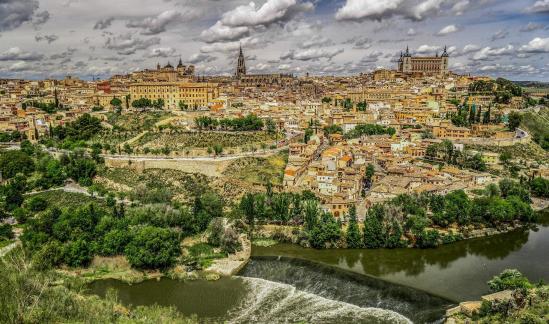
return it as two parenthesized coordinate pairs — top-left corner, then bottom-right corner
(345, 206), (362, 248)
(110, 97), (122, 107)
(488, 269), (532, 292)
(363, 205), (385, 248)
(508, 112), (522, 131)
(530, 177), (549, 198)
(63, 238), (93, 267)
(124, 226), (181, 269)
(0, 150), (35, 179)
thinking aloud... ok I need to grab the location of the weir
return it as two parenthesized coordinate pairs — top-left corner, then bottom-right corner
(238, 256), (453, 323)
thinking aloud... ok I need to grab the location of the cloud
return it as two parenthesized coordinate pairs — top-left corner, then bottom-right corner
(50, 48), (77, 60)
(416, 44), (442, 54)
(220, 0), (314, 27)
(94, 17), (115, 30)
(300, 35), (333, 49)
(200, 37), (264, 53)
(32, 10), (50, 26)
(436, 24), (459, 35)
(407, 28), (417, 36)
(526, 0), (549, 13)
(491, 30), (508, 41)
(126, 10), (191, 35)
(519, 22), (545, 32)
(472, 45), (515, 60)
(200, 21), (250, 43)
(9, 61), (32, 72)
(0, 0), (39, 31)
(35, 34), (59, 44)
(358, 51), (384, 63)
(335, 0), (454, 22)
(188, 53), (217, 64)
(104, 33), (161, 55)
(280, 48), (344, 61)
(146, 47), (177, 58)
(0, 47), (44, 61)
(462, 44), (480, 54)
(519, 37), (549, 53)
(451, 0), (470, 15)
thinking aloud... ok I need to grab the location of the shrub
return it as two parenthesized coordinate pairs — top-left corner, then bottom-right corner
(124, 226), (181, 269)
(488, 269), (533, 292)
(416, 229), (440, 249)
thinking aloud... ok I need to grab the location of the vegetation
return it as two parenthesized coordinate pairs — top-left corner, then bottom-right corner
(426, 140), (487, 171)
(195, 114), (264, 131)
(467, 270), (548, 323)
(520, 108), (549, 150)
(345, 124), (396, 139)
(0, 250), (199, 324)
(0, 130), (25, 142)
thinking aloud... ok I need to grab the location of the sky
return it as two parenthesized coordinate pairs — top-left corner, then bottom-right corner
(0, 0), (548, 81)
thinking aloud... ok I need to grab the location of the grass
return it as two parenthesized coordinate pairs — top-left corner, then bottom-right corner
(0, 240), (14, 249)
(27, 191), (109, 212)
(222, 150), (288, 185)
(186, 243), (226, 269)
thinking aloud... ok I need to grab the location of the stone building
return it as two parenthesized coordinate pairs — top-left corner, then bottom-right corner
(129, 81), (219, 110)
(398, 46), (449, 75)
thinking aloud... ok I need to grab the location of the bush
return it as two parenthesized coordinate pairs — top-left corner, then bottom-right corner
(488, 269), (533, 292)
(63, 239), (93, 267)
(416, 229), (440, 249)
(0, 224), (14, 240)
(100, 229), (131, 256)
(26, 196), (49, 212)
(124, 226), (181, 269)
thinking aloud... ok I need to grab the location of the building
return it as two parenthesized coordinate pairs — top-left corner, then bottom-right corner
(234, 46), (295, 87)
(129, 81), (219, 110)
(398, 46), (449, 75)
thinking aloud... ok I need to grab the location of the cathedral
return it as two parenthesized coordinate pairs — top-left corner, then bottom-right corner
(234, 46), (295, 87)
(398, 46), (449, 75)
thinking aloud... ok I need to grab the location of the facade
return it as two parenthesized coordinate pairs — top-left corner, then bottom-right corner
(398, 46), (449, 75)
(129, 81), (220, 110)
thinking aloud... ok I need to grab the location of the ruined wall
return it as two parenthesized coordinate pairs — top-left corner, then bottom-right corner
(104, 158), (232, 177)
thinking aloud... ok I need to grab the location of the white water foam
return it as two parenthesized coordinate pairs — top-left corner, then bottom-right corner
(227, 276), (412, 324)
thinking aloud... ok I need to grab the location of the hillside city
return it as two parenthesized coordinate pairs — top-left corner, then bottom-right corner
(1, 34), (549, 324)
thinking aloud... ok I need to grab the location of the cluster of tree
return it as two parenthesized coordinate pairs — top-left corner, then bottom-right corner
(20, 190), (225, 270)
(131, 98), (165, 109)
(22, 100), (62, 113)
(472, 269), (547, 323)
(426, 140), (487, 171)
(195, 114), (264, 131)
(323, 125), (343, 135)
(342, 181), (535, 250)
(344, 124), (396, 139)
(0, 146), (98, 213)
(52, 113), (103, 142)
(240, 189), (318, 229)
(449, 104), (495, 127)
(468, 78), (523, 104)
(0, 130), (25, 142)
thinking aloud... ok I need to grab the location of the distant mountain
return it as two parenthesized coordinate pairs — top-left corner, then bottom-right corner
(512, 81), (549, 88)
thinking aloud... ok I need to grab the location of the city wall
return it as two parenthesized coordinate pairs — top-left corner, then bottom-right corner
(104, 158), (232, 177)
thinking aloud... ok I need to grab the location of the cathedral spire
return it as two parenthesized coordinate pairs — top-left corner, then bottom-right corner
(236, 43), (246, 79)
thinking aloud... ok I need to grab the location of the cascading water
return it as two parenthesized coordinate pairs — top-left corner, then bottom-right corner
(236, 256), (453, 323)
(227, 276), (412, 324)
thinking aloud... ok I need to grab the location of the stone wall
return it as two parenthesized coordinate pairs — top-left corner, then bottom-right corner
(104, 157), (232, 177)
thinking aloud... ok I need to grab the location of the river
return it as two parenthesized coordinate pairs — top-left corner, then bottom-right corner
(89, 216), (549, 323)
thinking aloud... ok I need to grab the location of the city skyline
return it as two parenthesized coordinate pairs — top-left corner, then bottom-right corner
(0, 0), (548, 80)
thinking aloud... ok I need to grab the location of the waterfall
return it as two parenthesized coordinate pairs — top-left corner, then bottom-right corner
(227, 276), (412, 324)
(234, 257), (452, 323)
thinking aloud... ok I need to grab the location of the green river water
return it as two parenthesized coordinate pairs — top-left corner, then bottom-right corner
(89, 217), (549, 323)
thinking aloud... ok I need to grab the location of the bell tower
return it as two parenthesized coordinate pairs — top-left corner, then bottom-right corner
(235, 44), (246, 79)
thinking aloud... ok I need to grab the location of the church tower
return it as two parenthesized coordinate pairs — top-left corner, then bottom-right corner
(235, 45), (246, 79)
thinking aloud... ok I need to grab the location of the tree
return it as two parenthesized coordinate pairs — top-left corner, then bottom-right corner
(345, 206), (362, 248)
(508, 112), (522, 131)
(213, 144), (223, 156)
(530, 177), (549, 198)
(100, 229), (131, 256)
(240, 193), (255, 233)
(363, 205), (385, 248)
(110, 97), (122, 107)
(63, 238), (93, 267)
(309, 212), (341, 249)
(0, 150), (35, 179)
(266, 118), (276, 134)
(303, 200), (319, 232)
(178, 100), (189, 110)
(124, 226), (181, 269)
